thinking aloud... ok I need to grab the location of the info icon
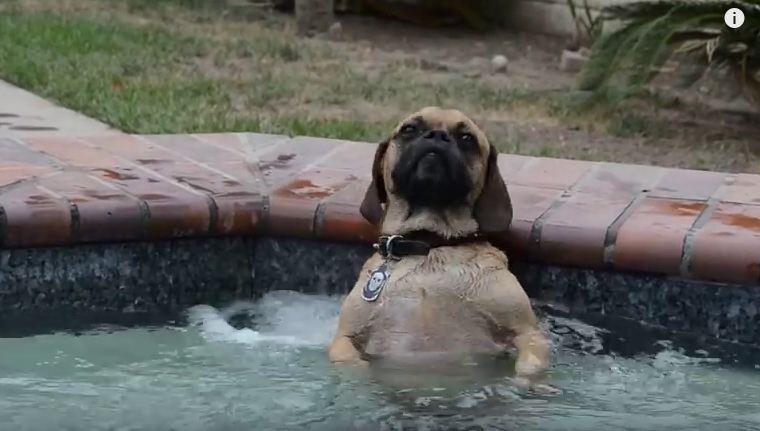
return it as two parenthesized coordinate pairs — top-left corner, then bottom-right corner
(725, 8), (745, 29)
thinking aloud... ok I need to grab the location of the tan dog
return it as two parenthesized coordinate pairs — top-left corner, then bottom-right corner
(328, 107), (549, 385)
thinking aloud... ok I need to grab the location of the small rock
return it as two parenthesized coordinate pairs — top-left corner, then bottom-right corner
(491, 54), (508, 73)
(559, 49), (589, 73)
(328, 21), (342, 35)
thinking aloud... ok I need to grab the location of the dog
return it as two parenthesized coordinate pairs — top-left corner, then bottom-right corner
(328, 107), (550, 387)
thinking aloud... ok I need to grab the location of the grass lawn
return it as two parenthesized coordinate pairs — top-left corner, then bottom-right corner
(0, 0), (399, 139)
(0, 0), (757, 172)
(0, 0), (538, 140)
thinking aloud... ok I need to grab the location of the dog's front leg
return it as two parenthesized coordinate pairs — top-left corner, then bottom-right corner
(476, 270), (553, 389)
(328, 335), (366, 365)
(512, 328), (560, 394)
(512, 327), (550, 381)
(329, 288), (370, 366)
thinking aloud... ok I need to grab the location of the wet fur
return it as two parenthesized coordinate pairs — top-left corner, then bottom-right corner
(337, 244), (533, 358)
(330, 107), (548, 383)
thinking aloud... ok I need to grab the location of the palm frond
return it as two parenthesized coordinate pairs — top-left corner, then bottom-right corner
(579, 18), (651, 90)
(603, 0), (760, 21)
(579, 0), (760, 110)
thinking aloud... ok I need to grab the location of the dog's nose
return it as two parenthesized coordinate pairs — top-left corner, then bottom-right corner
(423, 129), (452, 143)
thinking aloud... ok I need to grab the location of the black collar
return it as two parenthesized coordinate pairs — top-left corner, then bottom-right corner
(373, 230), (484, 260)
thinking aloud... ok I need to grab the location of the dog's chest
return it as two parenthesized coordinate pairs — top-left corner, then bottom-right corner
(360, 251), (503, 355)
(367, 254), (476, 300)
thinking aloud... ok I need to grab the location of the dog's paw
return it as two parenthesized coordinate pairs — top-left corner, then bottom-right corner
(515, 353), (545, 377)
(343, 358), (369, 368)
(330, 356), (369, 368)
(531, 382), (563, 396)
(513, 377), (562, 396)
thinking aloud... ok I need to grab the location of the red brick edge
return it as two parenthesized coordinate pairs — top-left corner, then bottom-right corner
(0, 133), (758, 284)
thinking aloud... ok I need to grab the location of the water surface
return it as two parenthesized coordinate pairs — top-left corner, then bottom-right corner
(1, 291), (759, 431)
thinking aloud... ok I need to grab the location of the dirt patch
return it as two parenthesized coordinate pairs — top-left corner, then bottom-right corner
(319, 15), (760, 172)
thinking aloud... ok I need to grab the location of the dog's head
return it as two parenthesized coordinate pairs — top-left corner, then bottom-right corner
(360, 107), (512, 238)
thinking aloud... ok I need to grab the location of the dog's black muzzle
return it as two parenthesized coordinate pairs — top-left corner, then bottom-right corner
(391, 130), (472, 210)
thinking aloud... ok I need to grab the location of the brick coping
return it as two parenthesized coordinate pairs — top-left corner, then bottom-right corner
(0, 133), (758, 284)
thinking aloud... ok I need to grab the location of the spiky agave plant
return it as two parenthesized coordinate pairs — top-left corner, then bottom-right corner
(578, 0), (760, 108)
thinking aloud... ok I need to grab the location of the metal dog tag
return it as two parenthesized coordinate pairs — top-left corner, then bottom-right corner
(362, 263), (390, 302)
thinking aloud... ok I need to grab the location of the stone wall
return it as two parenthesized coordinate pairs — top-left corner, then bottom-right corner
(2, 237), (758, 345)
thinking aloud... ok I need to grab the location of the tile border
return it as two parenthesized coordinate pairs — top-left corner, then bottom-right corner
(0, 133), (757, 285)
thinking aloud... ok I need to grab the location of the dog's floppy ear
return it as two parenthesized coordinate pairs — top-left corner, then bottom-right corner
(473, 145), (513, 234)
(360, 139), (390, 226)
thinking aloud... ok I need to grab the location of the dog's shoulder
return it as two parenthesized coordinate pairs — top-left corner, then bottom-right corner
(426, 241), (509, 269)
(350, 242), (512, 298)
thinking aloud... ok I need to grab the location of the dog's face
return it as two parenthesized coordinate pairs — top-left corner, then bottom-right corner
(361, 107), (512, 236)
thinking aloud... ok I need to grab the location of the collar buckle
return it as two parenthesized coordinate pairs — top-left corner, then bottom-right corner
(373, 234), (403, 261)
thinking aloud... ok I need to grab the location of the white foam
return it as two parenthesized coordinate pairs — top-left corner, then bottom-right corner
(186, 291), (343, 347)
(651, 349), (721, 368)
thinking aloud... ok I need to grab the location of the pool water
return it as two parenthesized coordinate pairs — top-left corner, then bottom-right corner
(1, 291), (760, 431)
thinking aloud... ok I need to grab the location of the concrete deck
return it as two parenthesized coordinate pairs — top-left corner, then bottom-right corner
(0, 80), (115, 138)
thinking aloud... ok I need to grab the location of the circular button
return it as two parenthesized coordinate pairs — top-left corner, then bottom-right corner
(725, 8), (745, 29)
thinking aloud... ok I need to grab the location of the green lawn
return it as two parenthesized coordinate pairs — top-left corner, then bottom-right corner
(0, 3), (399, 138)
(0, 1), (533, 140)
(0, 12), (228, 133)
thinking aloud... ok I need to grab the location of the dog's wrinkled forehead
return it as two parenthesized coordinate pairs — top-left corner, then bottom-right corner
(397, 107), (488, 148)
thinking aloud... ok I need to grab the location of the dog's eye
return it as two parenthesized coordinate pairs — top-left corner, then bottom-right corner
(459, 132), (477, 149)
(399, 124), (418, 137)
